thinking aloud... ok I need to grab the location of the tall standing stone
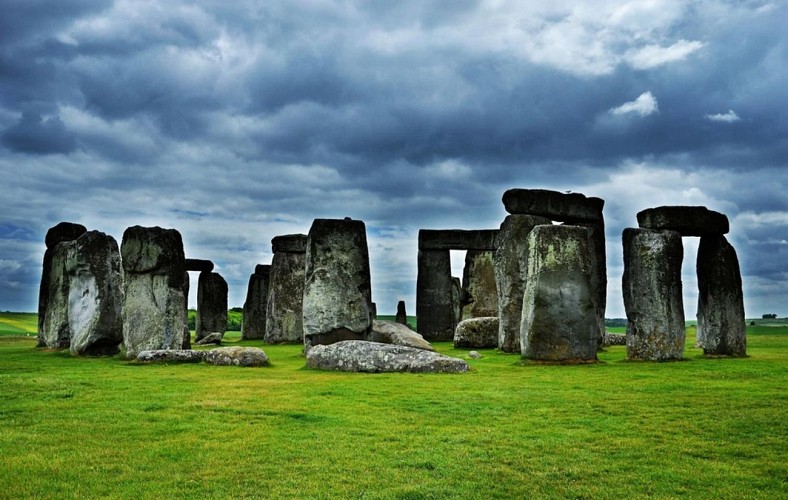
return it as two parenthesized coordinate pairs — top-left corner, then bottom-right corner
(494, 214), (551, 352)
(576, 220), (607, 348)
(196, 271), (228, 342)
(461, 250), (498, 320)
(265, 234), (307, 343)
(302, 218), (372, 350)
(396, 300), (408, 325)
(121, 226), (187, 359)
(520, 225), (598, 362)
(451, 277), (463, 331)
(38, 222), (87, 348)
(181, 271), (191, 349)
(696, 235), (746, 356)
(622, 228), (685, 361)
(416, 249), (454, 340)
(242, 265), (270, 340)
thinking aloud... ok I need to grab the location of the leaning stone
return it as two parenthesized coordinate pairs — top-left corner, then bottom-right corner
(696, 235), (746, 356)
(185, 258), (214, 272)
(121, 226), (188, 359)
(461, 250), (498, 319)
(196, 332), (224, 345)
(265, 246), (306, 344)
(305, 340), (469, 373)
(637, 206), (729, 236)
(454, 317), (499, 348)
(416, 249), (454, 340)
(494, 215), (551, 352)
(38, 240), (75, 349)
(66, 231), (124, 356)
(136, 349), (205, 363)
(369, 320), (434, 351)
(521, 225), (598, 362)
(241, 265), (270, 340)
(203, 346), (270, 367)
(45, 222), (87, 249)
(622, 228), (685, 361)
(302, 218), (372, 350)
(502, 189), (604, 223)
(195, 272), (228, 342)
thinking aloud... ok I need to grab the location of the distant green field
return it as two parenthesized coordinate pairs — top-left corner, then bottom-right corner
(0, 316), (785, 498)
(0, 312), (37, 336)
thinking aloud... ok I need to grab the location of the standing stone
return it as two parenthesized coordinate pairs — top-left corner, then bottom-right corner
(576, 220), (607, 348)
(461, 250), (498, 320)
(622, 228), (685, 361)
(181, 271), (191, 349)
(416, 249), (454, 340)
(66, 231), (124, 356)
(395, 300), (408, 325)
(265, 234), (307, 343)
(242, 265), (270, 340)
(38, 222), (86, 348)
(370, 302), (378, 320)
(696, 235), (746, 356)
(121, 226), (187, 359)
(494, 215), (551, 352)
(302, 218), (372, 350)
(451, 277), (463, 335)
(521, 225), (598, 362)
(196, 272), (228, 342)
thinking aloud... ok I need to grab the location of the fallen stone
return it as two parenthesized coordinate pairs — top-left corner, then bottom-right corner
(454, 317), (499, 349)
(45, 222), (87, 249)
(370, 320), (434, 351)
(502, 189), (604, 223)
(637, 206), (729, 236)
(603, 332), (627, 346)
(195, 272), (228, 342)
(196, 332), (224, 345)
(185, 258), (214, 272)
(418, 229), (499, 251)
(203, 346), (270, 367)
(241, 265), (270, 340)
(305, 340), (469, 373)
(468, 351), (481, 359)
(136, 349), (205, 363)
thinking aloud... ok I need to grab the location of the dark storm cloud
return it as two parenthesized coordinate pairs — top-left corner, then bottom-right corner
(1, 112), (77, 154)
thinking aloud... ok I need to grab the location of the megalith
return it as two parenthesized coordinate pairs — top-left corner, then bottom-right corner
(696, 235), (746, 356)
(637, 206), (729, 236)
(622, 228), (685, 361)
(241, 264), (270, 340)
(265, 234), (307, 343)
(494, 214), (551, 352)
(195, 271), (228, 343)
(121, 226), (188, 359)
(454, 317), (499, 349)
(38, 222), (86, 348)
(461, 250), (498, 319)
(395, 300), (408, 325)
(520, 225), (598, 362)
(302, 218), (372, 350)
(66, 231), (124, 356)
(416, 249), (454, 340)
(185, 258), (214, 272)
(181, 271), (191, 349)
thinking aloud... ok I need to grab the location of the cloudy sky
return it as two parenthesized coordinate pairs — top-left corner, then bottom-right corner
(1, 0), (786, 318)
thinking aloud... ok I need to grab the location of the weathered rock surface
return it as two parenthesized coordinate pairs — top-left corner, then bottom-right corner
(181, 271), (191, 349)
(468, 351), (482, 359)
(303, 218), (372, 350)
(45, 222), (87, 249)
(418, 229), (499, 250)
(196, 331), (224, 345)
(395, 300), (408, 325)
(306, 340), (469, 373)
(603, 332), (627, 346)
(185, 258), (214, 272)
(38, 240), (75, 349)
(136, 349), (205, 363)
(622, 228), (685, 361)
(203, 346), (270, 367)
(521, 225), (598, 362)
(454, 317), (499, 348)
(241, 265), (270, 340)
(370, 320), (434, 351)
(637, 206), (729, 236)
(494, 215), (551, 352)
(502, 189), (604, 223)
(696, 235), (746, 356)
(196, 271), (227, 342)
(461, 250), (498, 319)
(121, 226), (188, 359)
(66, 231), (124, 356)
(416, 249), (454, 340)
(265, 235), (307, 344)
(575, 220), (607, 348)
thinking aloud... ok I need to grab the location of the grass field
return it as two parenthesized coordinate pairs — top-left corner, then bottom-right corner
(0, 314), (785, 498)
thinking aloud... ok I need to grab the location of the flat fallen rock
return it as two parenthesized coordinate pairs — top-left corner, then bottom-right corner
(637, 206), (729, 236)
(204, 346), (270, 367)
(306, 340), (469, 373)
(370, 320), (434, 351)
(136, 350), (205, 363)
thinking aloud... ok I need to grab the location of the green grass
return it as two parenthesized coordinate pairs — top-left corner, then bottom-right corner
(0, 312), (37, 336)
(0, 317), (785, 498)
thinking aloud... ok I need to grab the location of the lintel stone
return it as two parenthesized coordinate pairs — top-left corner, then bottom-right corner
(418, 229), (499, 251)
(271, 234), (307, 253)
(637, 206), (729, 236)
(502, 189), (604, 223)
(185, 258), (214, 272)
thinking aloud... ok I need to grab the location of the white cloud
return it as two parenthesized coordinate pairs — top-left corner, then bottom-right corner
(705, 109), (741, 123)
(609, 91), (659, 116)
(625, 39), (705, 69)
